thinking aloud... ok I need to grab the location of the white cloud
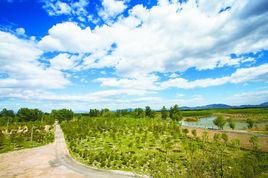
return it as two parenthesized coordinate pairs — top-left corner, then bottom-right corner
(39, 0), (268, 80)
(224, 90), (268, 105)
(15, 27), (25, 35)
(96, 74), (159, 90)
(98, 0), (127, 20)
(50, 53), (78, 70)
(161, 64), (268, 89)
(0, 31), (69, 89)
(42, 0), (89, 21)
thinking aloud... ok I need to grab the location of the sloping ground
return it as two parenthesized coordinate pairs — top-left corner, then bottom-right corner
(0, 124), (136, 178)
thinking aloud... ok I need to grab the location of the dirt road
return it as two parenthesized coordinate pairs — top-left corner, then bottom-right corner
(0, 123), (137, 178)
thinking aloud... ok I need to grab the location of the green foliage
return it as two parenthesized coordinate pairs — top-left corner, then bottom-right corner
(17, 108), (43, 122)
(0, 108), (15, 118)
(213, 133), (222, 142)
(191, 129), (197, 137)
(161, 106), (169, 120)
(229, 120), (236, 130)
(133, 108), (145, 118)
(249, 135), (259, 151)
(145, 106), (154, 118)
(0, 121), (54, 153)
(221, 133), (228, 143)
(62, 117), (268, 177)
(170, 104), (182, 121)
(51, 109), (74, 122)
(182, 128), (189, 135)
(89, 109), (101, 117)
(247, 119), (254, 129)
(213, 116), (226, 130)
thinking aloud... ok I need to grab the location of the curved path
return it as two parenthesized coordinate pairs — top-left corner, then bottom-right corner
(0, 124), (141, 178)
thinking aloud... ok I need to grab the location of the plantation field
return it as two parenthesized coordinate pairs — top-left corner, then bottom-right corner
(61, 117), (268, 177)
(0, 122), (54, 153)
(181, 108), (268, 121)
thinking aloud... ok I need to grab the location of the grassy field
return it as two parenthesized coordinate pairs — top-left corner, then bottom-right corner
(181, 108), (268, 121)
(0, 121), (54, 153)
(61, 117), (268, 177)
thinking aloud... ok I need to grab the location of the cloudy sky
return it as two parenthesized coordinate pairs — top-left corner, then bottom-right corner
(0, 0), (268, 111)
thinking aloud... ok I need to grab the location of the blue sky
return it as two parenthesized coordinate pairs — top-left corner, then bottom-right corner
(0, 0), (268, 111)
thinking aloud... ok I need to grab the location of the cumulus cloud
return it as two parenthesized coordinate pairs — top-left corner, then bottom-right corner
(98, 0), (127, 20)
(39, 0), (268, 79)
(0, 31), (69, 89)
(15, 27), (25, 35)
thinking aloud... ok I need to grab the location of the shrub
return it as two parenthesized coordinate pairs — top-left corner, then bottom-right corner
(213, 116), (226, 130)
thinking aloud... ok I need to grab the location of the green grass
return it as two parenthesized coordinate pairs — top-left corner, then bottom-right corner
(0, 121), (54, 153)
(62, 117), (268, 177)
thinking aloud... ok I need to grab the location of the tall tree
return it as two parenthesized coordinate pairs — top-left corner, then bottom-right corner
(246, 119), (254, 129)
(145, 106), (153, 118)
(169, 104), (182, 121)
(161, 106), (169, 119)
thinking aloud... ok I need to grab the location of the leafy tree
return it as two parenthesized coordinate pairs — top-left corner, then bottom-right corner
(89, 109), (100, 117)
(246, 119), (254, 129)
(169, 104), (182, 121)
(213, 116), (226, 130)
(229, 120), (236, 130)
(213, 133), (221, 142)
(17, 108), (43, 122)
(191, 129), (197, 137)
(101, 108), (112, 117)
(161, 106), (169, 120)
(145, 106), (154, 118)
(0, 108), (15, 118)
(221, 133), (228, 144)
(249, 135), (259, 151)
(182, 128), (189, 135)
(51, 109), (74, 122)
(134, 108), (145, 118)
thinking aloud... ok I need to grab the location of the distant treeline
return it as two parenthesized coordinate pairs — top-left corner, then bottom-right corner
(0, 104), (184, 125)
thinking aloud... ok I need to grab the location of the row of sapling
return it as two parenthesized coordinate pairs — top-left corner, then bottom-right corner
(213, 115), (255, 130)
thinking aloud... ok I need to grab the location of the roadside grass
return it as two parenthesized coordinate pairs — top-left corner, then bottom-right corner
(62, 117), (268, 177)
(0, 121), (54, 154)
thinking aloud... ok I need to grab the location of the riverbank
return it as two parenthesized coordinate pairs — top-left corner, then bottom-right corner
(181, 126), (268, 152)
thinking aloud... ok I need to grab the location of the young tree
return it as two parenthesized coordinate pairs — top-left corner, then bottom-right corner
(246, 119), (254, 129)
(213, 116), (226, 130)
(169, 104), (182, 121)
(134, 108), (145, 118)
(229, 120), (236, 130)
(191, 129), (197, 138)
(89, 109), (100, 117)
(221, 133), (228, 144)
(161, 106), (169, 120)
(145, 106), (153, 118)
(249, 135), (259, 151)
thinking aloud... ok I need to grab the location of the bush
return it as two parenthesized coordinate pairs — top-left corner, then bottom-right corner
(213, 116), (226, 130)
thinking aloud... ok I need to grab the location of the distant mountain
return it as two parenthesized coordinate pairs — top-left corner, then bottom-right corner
(180, 102), (268, 110)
